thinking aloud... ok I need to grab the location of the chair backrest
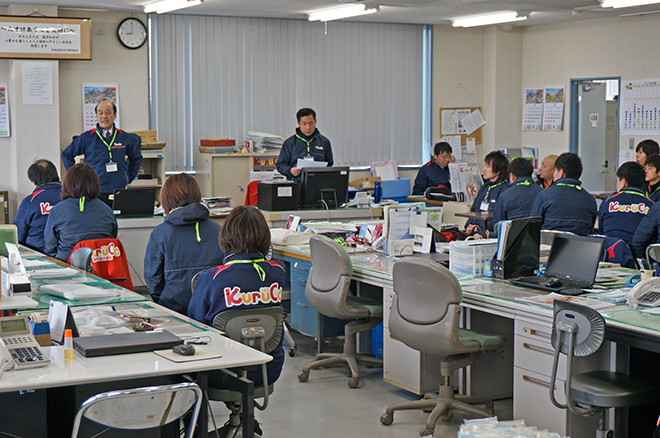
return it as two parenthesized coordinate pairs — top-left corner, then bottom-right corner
(389, 258), (475, 356)
(190, 267), (215, 294)
(541, 229), (575, 246)
(590, 234), (638, 269)
(245, 180), (261, 206)
(69, 247), (94, 273)
(70, 382), (203, 438)
(68, 238), (134, 291)
(305, 234), (354, 320)
(646, 244), (660, 267)
(549, 300), (605, 414)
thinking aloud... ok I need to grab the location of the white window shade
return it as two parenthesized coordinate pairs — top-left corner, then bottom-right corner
(149, 15), (426, 170)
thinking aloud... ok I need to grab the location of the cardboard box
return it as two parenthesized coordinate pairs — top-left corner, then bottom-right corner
(133, 130), (158, 142)
(201, 138), (235, 146)
(349, 176), (381, 190)
(198, 145), (237, 154)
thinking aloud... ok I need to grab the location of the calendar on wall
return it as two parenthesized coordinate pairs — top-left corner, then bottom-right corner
(522, 88), (543, 131)
(620, 79), (660, 135)
(542, 85), (565, 131)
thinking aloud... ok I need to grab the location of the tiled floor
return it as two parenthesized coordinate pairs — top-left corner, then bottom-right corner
(206, 332), (513, 437)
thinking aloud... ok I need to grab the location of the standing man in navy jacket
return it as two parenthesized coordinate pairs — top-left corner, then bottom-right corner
(412, 141), (453, 195)
(277, 108), (333, 182)
(491, 157), (543, 228)
(530, 152), (597, 236)
(61, 101), (142, 205)
(14, 159), (62, 253)
(598, 161), (652, 250)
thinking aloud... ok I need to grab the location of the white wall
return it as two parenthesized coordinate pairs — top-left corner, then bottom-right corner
(0, 6), (149, 219)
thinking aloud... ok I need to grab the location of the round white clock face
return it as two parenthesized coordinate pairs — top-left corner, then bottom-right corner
(117, 18), (147, 49)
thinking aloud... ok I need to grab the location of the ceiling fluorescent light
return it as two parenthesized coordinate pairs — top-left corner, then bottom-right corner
(308, 4), (379, 22)
(144, 0), (204, 14)
(601, 0), (660, 7)
(452, 11), (528, 28)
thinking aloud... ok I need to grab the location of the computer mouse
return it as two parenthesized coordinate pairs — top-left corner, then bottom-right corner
(545, 278), (563, 288)
(172, 344), (196, 356)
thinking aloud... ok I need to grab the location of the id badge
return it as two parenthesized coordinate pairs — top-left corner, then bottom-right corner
(303, 156), (314, 161)
(106, 161), (118, 173)
(480, 201), (489, 211)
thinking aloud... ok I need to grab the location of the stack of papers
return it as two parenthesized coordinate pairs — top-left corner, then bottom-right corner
(301, 222), (357, 234)
(28, 267), (80, 278)
(246, 131), (284, 152)
(41, 283), (122, 301)
(515, 292), (613, 310)
(202, 197), (232, 212)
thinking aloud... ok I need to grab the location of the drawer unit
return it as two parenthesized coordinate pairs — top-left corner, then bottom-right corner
(288, 259), (348, 339)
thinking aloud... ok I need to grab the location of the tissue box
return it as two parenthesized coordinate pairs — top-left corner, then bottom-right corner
(382, 178), (410, 202)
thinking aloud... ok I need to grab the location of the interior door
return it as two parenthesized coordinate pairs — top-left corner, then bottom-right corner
(577, 82), (607, 192)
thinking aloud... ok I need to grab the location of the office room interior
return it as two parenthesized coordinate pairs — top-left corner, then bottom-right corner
(2, 1), (660, 437)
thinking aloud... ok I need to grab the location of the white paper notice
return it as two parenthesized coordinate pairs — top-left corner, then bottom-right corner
(440, 135), (462, 161)
(454, 109), (471, 134)
(620, 79), (660, 135)
(542, 85), (565, 131)
(462, 109), (486, 135)
(82, 83), (119, 131)
(466, 137), (476, 153)
(522, 88), (543, 131)
(441, 110), (458, 134)
(296, 159), (328, 169)
(22, 62), (53, 105)
(618, 149), (635, 164)
(0, 83), (9, 137)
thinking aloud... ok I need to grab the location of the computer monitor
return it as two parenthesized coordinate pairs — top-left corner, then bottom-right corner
(299, 167), (350, 209)
(493, 216), (541, 279)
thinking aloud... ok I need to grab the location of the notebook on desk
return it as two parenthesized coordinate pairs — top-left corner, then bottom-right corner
(73, 330), (183, 357)
(509, 234), (604, 296)
(112, 188), (156, 217)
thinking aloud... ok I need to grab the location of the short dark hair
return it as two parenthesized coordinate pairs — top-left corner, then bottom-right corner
(27, 159), (59, 186)
(160, 173), (202, 214)
(219, 206), (271, 256)
(433, 142), (452, 156)
(484, 151), (509, 182)
(61, 163), (100, 200)
(554, 152), (583, 179)
(636, 139), (659, 158)
(509, 157), (534, 178)
(646, 154), (660, 171)
(94, 101), (117, 114)
(617, 161), (646, 189)
(296, 108), (316, 122)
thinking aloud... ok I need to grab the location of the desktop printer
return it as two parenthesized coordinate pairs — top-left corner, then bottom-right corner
(257, 181), (300, 211)
(1, 253), (31, 296)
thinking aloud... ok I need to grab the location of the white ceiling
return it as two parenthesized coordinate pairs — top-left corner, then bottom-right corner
(5, 0), (660, 26)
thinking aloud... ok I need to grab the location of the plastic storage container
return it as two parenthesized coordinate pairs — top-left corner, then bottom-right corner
(449, 239), (498, 278)
(371, 322), (384, 359)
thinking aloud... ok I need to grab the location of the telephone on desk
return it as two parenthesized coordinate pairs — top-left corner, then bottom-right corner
(0, 315), (51, 377)
(628, 277), (660, 307)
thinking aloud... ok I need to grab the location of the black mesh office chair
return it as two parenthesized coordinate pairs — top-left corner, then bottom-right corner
(550, 300), (660, 437)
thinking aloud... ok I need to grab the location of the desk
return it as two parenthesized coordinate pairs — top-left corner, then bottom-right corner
(260, 207), (382, 227)
(454, 211), (494, 221)
(275, 244), (656, 438)
(1, 301), (271, 438)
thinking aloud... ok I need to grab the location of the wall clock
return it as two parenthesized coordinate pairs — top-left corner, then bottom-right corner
(117, 18), (147, 50)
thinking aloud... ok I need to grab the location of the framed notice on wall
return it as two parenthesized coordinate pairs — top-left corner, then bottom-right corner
(0, 16), (91, 60)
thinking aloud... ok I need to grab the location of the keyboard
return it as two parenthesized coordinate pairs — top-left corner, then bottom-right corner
(510, 276), (590, 295)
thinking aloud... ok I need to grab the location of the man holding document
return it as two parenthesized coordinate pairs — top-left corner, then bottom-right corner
(277, 107), (333, 182)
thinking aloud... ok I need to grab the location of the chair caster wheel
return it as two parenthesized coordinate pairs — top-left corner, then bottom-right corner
(348, 378), (359, 388)
(298, 372), (309, 382)
(380, 413), (393, 425)
(288, 347), (297, 357)
(420, 427), (435, 436)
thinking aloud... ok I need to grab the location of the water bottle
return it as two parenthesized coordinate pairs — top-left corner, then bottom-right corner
(374, 181), (382, 203)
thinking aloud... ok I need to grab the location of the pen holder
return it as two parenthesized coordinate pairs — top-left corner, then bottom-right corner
(30, 321), (51, 347)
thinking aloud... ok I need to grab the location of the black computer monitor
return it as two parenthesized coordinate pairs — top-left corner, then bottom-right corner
(299, 166), (350, 209)
(493, 216), (541, 279)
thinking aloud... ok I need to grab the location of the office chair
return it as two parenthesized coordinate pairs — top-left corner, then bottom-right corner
(69, 247), (94, 273)
(646, 243), (660, 267)
(380, 258), (506, 436)
(297, 235), (382, 389)
(590, 235), (638, 269)
(68, 238), (134, 291)
(541, 229), (575, 246)
(189, 271), (284, 438)
(70, 382), (203, 438)
(549, 300), (660, 438)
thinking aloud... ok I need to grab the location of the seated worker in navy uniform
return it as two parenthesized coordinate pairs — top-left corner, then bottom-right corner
(598, 161), (653, 251)
(636, 139), (660, 166)
(412, 141), (453, 195)
(464, 151), (510, 236)
(491, 157), (543, 230)
(276, 107), (333, 182)
(633, 200), (660, 259)
(61, 101), (143, 205)
(645, 154), (660, 203)
(44, 163), (118, 262)
(188, 205), (286, 390)
(144, 173), (224, 315)
(14, 159), (62, 253)
(530, 152), (597, 236)
(536, 154), (557, 189)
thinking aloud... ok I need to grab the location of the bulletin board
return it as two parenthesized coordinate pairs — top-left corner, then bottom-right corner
(439, 107), (483, 145)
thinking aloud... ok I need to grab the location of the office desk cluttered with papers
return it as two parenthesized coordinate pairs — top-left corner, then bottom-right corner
(273, 244), (660, 438)
(0, 250), (270, 438)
